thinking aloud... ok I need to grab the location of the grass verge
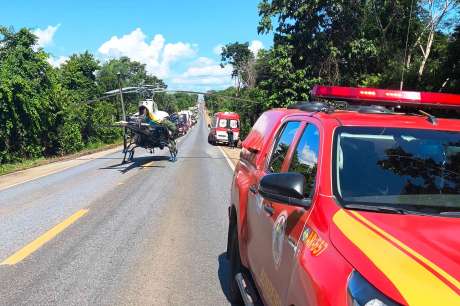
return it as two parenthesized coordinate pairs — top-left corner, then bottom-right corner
(0, 140), (123, 176)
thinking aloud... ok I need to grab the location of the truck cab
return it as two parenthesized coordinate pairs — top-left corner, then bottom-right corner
(208, 112), (240, 146)
(226, 86), (460, 306)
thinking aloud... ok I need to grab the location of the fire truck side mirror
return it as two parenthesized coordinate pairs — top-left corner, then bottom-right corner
(259, 172), (312, 209)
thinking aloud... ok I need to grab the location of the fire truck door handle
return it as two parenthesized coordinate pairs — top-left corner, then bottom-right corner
(249, 185), (257, 194)
(263, 204), (274, 216)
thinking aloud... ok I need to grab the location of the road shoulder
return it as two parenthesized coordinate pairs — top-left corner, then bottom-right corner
(218, 145), (240, 171)
(0, 146), (123, 191)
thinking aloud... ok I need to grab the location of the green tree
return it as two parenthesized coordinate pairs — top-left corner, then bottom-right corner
(257, 0), (458, 93)
(58, 52), (107, 147)
(441, 24), (460, 92)
(221, 42), (256, 90)
(97, 57), (166, 93)
(97, 57), (167, 115)
(0, 27), (64, 162)
(173, 93), (198, 111)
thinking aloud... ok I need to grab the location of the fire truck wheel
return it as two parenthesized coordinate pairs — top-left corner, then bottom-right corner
(227, 223), (243, 304)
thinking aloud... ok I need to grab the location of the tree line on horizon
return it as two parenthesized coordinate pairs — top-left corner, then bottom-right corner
(0, 27), (197, 164)
(207, 0), (460, 137)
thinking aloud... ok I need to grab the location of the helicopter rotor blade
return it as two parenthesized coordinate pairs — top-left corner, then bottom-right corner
(86, 89), (142, 104)
(86, 85), (258, 104)
(162, 90), (258, 103)
(104, 86), (142, 95)
(128, 86), (257, 103)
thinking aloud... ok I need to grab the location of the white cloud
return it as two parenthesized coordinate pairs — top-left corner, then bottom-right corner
(300, 145), (318, 166)
(213, 44), (224, 56)
(249, 40), (264, 57)
(97, 29), (263, 91)
(33, 24), (60, 48)
(47, 55), (68, 67)
(98, 28), (196, 78)
(170, 57), (233, 91)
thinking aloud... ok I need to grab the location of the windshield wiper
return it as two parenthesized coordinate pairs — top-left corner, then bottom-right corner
(344, 204), (407, 214)
(439, 211), (460, 218)
(345, 203), (460, 217)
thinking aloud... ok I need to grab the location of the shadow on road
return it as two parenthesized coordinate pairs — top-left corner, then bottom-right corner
(99, 155), (169, 174)
(209, 143), (242, 149)
(218, 252), (244, 306)
(76, 157), (122, 161)
(177, 156), (239, 162)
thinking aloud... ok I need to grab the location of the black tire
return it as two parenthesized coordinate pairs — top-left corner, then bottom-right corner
(208, 135), (215, 145)
(227, 223), (243, 304)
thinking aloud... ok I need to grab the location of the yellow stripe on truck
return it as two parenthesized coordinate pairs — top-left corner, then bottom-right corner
(350, 211), (460, 292)
(333, 209), (460, 306)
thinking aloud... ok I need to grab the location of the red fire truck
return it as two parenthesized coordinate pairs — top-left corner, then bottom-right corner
(227, 85), (460, 306)
(208, 112), (240, 146)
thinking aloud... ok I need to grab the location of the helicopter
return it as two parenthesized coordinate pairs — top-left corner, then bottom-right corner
(119, 97), (178, 163)
(87, 78), (257, 164)
(88, 83), (181, 163)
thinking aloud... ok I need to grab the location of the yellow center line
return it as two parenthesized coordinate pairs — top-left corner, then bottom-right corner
(1, 209), (89, 265)
(141, 161), (155, 168)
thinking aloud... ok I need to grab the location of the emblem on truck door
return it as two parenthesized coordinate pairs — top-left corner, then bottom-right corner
(272, 212), (287, 269)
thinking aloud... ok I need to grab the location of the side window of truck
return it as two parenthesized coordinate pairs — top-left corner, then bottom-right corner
(289, 124), (320, 198)
(268, 121), (301, 173)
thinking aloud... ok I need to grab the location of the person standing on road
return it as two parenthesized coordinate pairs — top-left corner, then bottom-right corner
(227, 128), (234, 149)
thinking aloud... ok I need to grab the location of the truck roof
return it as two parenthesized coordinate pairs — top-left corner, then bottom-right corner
(214, 112), (240, 119)
(279, 108), (460, 131)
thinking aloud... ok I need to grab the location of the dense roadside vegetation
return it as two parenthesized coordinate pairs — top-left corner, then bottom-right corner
(0, 27), (196, 166)
(1, 0), (459, 166)
(207, 0), (460, 137)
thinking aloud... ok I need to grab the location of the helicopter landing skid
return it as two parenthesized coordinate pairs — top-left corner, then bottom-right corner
(122, 144), (136, 164)
(168, 139), (178, 162)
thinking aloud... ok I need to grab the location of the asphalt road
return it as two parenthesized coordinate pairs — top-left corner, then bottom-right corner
(0, 109), (235, 305)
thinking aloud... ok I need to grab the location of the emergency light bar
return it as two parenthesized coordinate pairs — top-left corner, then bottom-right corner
(311, 85), (460, 109)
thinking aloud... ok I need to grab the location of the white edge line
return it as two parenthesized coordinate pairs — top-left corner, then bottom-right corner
(218, 146), (235, 171)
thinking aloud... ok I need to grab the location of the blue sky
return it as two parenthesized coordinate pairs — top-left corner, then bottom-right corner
(1, 0), (273, 90)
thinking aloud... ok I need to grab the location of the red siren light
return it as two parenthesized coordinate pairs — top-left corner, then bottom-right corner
(311, 85), (460, 109)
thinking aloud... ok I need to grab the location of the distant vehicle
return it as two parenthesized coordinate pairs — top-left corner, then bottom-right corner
(226, 85), (460, 306)
(177, 114), (189, 136)
(191, 113), (198, 125)
(178, 110), (193, 128)
(167, 113), (183, 139)
(208, 112), (240, 146)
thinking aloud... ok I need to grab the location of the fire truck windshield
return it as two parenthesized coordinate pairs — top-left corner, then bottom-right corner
(333, 127), (460, 210)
